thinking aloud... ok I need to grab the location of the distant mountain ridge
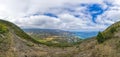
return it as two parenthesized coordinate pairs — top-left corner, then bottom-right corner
(23, 29), (74, 36)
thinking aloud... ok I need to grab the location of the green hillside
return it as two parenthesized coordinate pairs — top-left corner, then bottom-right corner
(0, 19), (32, 40)
(97, 21), (120, 43)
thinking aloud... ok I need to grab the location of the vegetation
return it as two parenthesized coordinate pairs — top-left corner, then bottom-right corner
(103, 21), (120, 38)
(96, 32), (105, 43)
(110, 27), (117, 33)
(0, 19), (41, 44)
(96, 21), (120, 43)
(32, 38), (81, 47)
(0, 24), (8, 34)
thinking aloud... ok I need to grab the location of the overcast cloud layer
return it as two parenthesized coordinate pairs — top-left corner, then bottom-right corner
(0, 0), (120, 31)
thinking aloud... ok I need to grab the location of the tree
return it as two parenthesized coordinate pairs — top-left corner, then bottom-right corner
(96, 32), (105, 43)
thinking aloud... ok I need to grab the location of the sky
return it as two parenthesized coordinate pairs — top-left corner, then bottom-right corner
(0, 0), (120, 31)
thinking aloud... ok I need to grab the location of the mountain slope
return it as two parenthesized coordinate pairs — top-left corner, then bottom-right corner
(0, 20), (41, 44)
(0, 19), (120, 57)
(0, 20), (82, 57)
(74, 21), (120, 57)
(0, 20), (47, 57)
(103, 21), (120, 39)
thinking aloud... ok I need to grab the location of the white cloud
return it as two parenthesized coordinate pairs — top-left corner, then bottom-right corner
(0, 0), (120, 31)
(14, 15), (61, 29)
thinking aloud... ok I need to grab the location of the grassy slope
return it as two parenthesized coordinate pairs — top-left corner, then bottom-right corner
(0, 19), (120, 57)
(71, 21), (120, 57)
(103, 21), (120, 38)
(0, 20), (34, 41)
(92, 21), (120, 57)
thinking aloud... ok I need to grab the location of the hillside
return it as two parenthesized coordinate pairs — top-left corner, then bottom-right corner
(0, 20), (83, 57)
(75, 21), (120, 57)
(0, 20), (46, 57)
(0, 19), (120, 57)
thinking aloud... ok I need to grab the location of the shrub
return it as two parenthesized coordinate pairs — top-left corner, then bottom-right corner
(0, 24), (8, 34)
(110, 27), (116, 33)
(96, 32), (105, 43)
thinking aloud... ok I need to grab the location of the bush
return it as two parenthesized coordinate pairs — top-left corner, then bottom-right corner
(110, 27), (116, 33)
(0, 24), (8, 34)
(96, 32), (105, 43)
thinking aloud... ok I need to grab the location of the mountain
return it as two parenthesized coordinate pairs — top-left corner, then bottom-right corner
(24, 29), (76, 38)
(24, 29), (73, 35)
(0, 19), (120, 57)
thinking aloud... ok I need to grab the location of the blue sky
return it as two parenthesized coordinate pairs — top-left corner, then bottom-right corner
(0, 0), (120, 31)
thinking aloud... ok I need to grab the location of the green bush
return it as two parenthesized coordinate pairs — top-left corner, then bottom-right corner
(110, 27), (117, 33)
(0, 24), (8, 34)
(96, 32), (105, 43)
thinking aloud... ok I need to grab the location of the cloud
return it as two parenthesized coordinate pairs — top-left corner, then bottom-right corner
(14, 15), (61, 29)
(0, 0), (120, 31)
